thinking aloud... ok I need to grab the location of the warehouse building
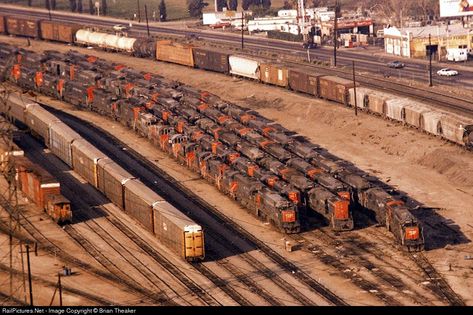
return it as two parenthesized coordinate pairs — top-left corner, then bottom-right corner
(383, 23), (473, 59)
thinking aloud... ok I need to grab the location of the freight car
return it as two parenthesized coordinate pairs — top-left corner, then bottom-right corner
(15, 155), (72, 224)
(2, 91), (205, 261)
(1, 16), (472, 149)
(40, 21), (81, 44)
(1, 44), (429, 250)
(5, 16), (40, 38)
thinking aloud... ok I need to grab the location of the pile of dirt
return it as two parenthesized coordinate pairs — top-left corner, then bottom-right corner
(418, 149), (473, 188)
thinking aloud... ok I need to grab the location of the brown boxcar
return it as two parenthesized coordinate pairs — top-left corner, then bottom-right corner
(260, 63), (289, 87)
(6, 16), (40, 38)
(288, 67), (322, 96)
(319, 76), (357, 105)
(39, 20), (80, 43)
(21, 161), (61, 209)
(156, 40), (194, 67)
(192, 47), (230, 73)
(97, 159), (134, 210)
(123, 178), (158, 233)
(0, 15), (5, 34)
(71, 139), (108, 188)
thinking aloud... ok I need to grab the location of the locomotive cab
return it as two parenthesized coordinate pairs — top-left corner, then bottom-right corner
(46, 195), (72, 224)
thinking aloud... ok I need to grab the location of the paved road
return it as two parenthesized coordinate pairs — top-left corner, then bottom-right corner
(2, 5), (473, 89)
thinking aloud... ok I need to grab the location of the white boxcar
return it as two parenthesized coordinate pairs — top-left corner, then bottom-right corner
(24, 104), (61, 143)
(385, 98), (410, 122)
(348, 87), (371, 109)
(440, 114), (472, 145)
(229, 55), (262, 80)
(366, 91), (393, 115)
(48, 121), (82, 167)
(421, 110), (444, 136)
(403, 103), (432, 128)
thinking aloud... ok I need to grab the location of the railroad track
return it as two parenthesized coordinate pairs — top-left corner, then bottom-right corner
(0, 290), (28, 306)
(303, 226), (437, 306)
(290, 232), (401, 306)
(19, 134), (211, 306)
(43, 104), (348, 306)
(0, 190), (167, 305)
(342, 212), (467, 306)
(0, 261), (117, 305)
(410, 253), (465, 306)
(2, 5), (471, 117)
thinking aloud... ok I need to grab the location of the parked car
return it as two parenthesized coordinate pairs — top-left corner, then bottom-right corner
(387, 61), (405, 68)
(437, 68), (459, 76)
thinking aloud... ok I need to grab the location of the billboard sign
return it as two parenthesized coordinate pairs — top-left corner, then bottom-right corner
(440, 0), (473, 17)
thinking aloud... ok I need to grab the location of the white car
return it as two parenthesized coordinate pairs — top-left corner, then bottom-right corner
(437, 68), (458, 76)
(113, 24), (129, 32)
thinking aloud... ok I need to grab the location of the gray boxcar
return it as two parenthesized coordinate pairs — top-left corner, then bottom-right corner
(71, 139), (107, 188)
(2, 92), (31, 123)
(24, 104), (61, 143)
(48, 121), (82, 167)
(97, 159), (134, 210)
(123, 179), (159, 233)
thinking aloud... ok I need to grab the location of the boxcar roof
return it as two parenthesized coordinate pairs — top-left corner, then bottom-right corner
(124, 178), (164, 205)
(72, 138), (108, 160)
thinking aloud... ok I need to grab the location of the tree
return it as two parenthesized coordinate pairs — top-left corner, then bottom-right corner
(51, 0), (56, 10)
(101, 0), (108, 15)
(283, 0), (292, 9)
(159, 0), (167, 21)
(89, 0), (95, 14)
(311, 0), (327, 8)
(77, 0), (83, 13)
(261, 0), (271, 10)
(187, 0), (208, 18)
(229, 0), (238, 10)
(70, 0), (77, 12)
(242, 0), (252, 10)
(46, 0), (51, 11)
(27, 0), (32, 6)
(217, 0), (227, 11)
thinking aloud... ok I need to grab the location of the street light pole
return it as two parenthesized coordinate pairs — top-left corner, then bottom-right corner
(352, 60), (357, 116)
(145, 4), (150, 37)
(429, 33), (433, 87)
(333, 0), (339, 67)
(241, 12), (244, 49)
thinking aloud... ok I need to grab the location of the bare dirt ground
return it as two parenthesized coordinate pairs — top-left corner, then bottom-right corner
(1, 35), (472, 305)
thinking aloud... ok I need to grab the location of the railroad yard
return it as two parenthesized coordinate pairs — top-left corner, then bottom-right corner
(0, 4), (473, 308)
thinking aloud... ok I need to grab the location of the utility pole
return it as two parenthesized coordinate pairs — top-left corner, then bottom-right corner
(0, 88), (25, 305)
(241, 12), (244, 49)
(26, 244), (33, 306)
(137, 0), (141, 23)
(333, 0), (340, 67)
(352, 60), (358, 116)
(144, 4), (150, 37)
(47, 0), (52, 20)
(58, 273), (63, 306)
(429, 33), (433, 87)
